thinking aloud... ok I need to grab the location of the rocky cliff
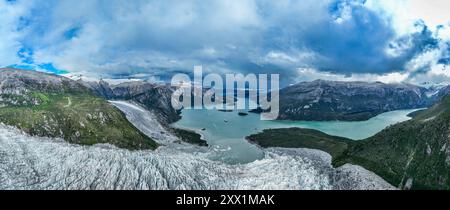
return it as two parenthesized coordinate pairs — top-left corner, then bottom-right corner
(277, 80), (445, 121)
(0, 68), (158, 150)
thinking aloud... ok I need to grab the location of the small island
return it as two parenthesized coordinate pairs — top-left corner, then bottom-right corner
(238, 112), (248, 116)
(249, 107), (270, 114)
(218, 109), (233, 112)
(170, 128), (208, 146)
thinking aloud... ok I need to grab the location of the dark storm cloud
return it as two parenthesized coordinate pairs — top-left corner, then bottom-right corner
(1, 0), (448, 85)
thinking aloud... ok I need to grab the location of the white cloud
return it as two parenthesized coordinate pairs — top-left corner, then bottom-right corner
(405, 48), (442, 72)
(22, 0), (264, 77)
(367, 0), (450, 37)
(407, 64), (450, 85)
(296, 68), (410, 84)
(407, 0), (450, 29)
(0, 1), (31, 66)
(263, 50), (319, 65)
(0, 0), (449, 85)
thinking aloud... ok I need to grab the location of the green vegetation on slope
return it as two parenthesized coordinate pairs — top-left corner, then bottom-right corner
(246, 95), (450, 189)
(0, 92), (158, 150)
(336, 95), (450, 189)
(171, 128), (208, 146)
(0, 69), (158, 150)
(246, 128), (350, 157)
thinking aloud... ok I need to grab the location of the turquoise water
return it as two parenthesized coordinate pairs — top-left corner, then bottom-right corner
(172, 107), (419, 164)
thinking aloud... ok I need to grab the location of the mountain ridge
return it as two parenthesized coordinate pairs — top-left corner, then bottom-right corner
(82, 80), (180, 124)
(0, 68), (158, 150)
(248, 93), (450, 189)
(276, 79), (449, 121)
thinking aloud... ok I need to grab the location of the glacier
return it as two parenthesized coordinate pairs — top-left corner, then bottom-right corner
(0, 101), (395, 190)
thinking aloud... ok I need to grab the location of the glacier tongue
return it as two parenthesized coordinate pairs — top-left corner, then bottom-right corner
(109, 101), (179, 145)
(0, 100), (395, 190)
(0, 124), (331, 190)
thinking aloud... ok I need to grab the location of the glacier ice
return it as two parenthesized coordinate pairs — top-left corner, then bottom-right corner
(0, 101), (395, 190)
(110, 101), (180, 144)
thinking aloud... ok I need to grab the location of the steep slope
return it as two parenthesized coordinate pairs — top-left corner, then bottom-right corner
(335, 94), (450, 189)
(0, 68), (157, 150)
(83, 80), (209, 146)
(278, 80), (430, 121)
(431, 85), (450, 102)
(247, 94), (450, 189)
(83, 80), (180, 123)
(110, 100), (207, 146)
(0, 119), (393, 190)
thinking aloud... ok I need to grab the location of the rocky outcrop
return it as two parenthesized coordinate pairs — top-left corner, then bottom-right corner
(334, 94), (450, 189)
(0, 68), (158, 150)
(277, 80), (434, 121)
(251, 94), (450, 189)
(82, 80), (180, 124)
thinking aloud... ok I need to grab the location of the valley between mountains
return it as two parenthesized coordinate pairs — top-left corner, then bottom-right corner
(1, 68), (450, 190)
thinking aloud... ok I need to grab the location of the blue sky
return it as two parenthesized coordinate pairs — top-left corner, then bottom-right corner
(1, 0), (449, 86)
